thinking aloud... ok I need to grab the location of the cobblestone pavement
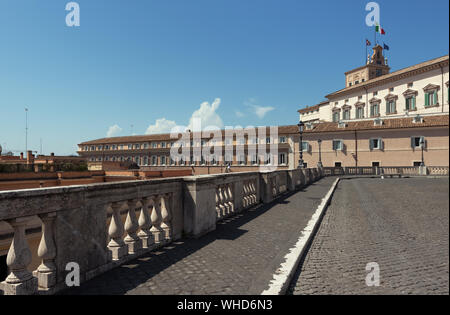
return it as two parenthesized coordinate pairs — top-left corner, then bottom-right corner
(63, 177), (336, 295)
(289, 177), (449, 295)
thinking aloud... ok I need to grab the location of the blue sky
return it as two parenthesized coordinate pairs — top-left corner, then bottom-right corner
(0, 0), (448, 155)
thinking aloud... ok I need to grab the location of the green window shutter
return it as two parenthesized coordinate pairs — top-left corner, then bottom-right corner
(412, 96), (416, 109)
(425, 93), (429, 106)
(433, 91), (438, 105)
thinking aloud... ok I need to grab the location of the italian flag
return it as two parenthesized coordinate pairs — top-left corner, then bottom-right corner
(375, 23), (386, 35)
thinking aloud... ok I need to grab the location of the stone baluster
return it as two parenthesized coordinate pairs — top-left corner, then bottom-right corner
(227, 184), (234, 213)
(223, 185), (231, 216)
(124, 199), (142, 254)
(160, 194), (172, 242)
(138, 197), (155, 250)
(2, 217), (37, 295)
(150, 195), (163, 244)
(108, 202), (127, 261)
(219, 186), (226, 218)
(243, 182), (249, 208)
(215, 188), (221, 219)
(36, 212), (57, 292)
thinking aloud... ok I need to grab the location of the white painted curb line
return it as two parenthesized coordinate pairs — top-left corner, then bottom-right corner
(261, 178), (340, 295)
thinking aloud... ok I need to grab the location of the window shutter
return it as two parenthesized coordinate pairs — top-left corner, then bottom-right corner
(420, 136), (426, 149)
(425, 93), (429, 106)
(369, 139), (373, 150)
(433, 91), (438, 105)
(379, 139), (384, 150)
(411, 137), (415, 148)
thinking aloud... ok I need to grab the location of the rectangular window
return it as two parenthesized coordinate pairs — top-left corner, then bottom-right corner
(152, 142), (158, 148)
(251, 154), (258, 165)
(279, 153), (286, 165)
(343, 109), (350, 120)
(161, 142), (166, 148)
(406, 96), (416, 110)
(372, 162), (380, 167)
(239, 155), (246, 165)
(356, 107), (364, 119)
(332, 140), (343, 151)
(425, 91), (438, 107)
(370, 138), (382, 150)
(279, 136), (286, 144)
(161, 156), (166, 165)
(335, 162), (342, 167)
(370, 104), (379, 117)
(266, 137), (271, 144)
(387, 100), (396, 114)
(413, 161), (422, 167)
(332, 112), (340, 122)
(301, 141), (309, 152)
(151, 156), (157, 165)
(411, 136), (425, 148)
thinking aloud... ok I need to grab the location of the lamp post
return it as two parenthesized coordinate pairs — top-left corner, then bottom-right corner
(317, 139), (323, 168)
(420, 138), (425, 167)
(297, 120), (305, 169)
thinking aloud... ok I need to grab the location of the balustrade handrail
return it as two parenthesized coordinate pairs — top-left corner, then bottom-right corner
(0, 167), (324, 295)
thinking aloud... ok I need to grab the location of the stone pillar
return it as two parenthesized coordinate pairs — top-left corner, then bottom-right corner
(36, 213), (57, 292)
(183, 176), (217, 238)
(1, 217), (38, 295)
(419, 165), (428, 176)
(107, 202), (127, 261)
(260, 172), (274, 204)
(124, 199), (142, 254)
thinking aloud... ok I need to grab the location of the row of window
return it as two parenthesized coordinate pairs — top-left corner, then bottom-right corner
(90, 153), (288, 166)
(323, 136), (425, 151)
(83, 137), (289, 152)
(333, 85), (445, 122)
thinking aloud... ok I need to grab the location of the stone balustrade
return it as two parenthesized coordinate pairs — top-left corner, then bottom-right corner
(0, 168), (324, 295)
(322, 166), (449, 177)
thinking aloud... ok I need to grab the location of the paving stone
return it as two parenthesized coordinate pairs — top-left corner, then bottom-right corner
(289, 177), (449, 295)
(62, 177), (336, 295)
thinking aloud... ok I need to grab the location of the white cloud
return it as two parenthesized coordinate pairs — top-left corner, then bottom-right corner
(251, 105), (275, 119)
(244, 98), (275, 119)
(145, 118), (178, 135)
(144, 98), (224, 135)
(187, 98), (224, 131)
(106, 124), (123, 137)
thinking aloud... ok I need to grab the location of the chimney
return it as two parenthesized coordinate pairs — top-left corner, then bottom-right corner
(51, 152), (55, 157)
(27, 150), (34, 164)
(20, 152), (24, 160)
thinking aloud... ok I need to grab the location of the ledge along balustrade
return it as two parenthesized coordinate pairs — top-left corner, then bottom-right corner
(0, 167), (324, 295)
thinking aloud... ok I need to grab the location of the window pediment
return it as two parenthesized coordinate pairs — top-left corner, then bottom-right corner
(354, 101), (366, 107)
(403, 89), (418, 97)
(332, 107), (341, 112)
(423, 84), (440, 92)
(342, 105), (352, 110)
(384, 93), (398, 101)
(369, 97), (381, 104)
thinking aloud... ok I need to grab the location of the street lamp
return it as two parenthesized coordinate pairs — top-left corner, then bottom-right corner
(297, 120), (305, 169)
(317, 139), (323, 168)
(420, 138), (425, 167)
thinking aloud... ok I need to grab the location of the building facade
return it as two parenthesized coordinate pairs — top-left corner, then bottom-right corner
(78, 50), (449, 169)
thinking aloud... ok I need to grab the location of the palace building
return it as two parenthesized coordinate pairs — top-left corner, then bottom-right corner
(78, 48), (449, 170)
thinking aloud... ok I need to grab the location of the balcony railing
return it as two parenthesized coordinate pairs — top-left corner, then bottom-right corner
(0, 167), (324, 295)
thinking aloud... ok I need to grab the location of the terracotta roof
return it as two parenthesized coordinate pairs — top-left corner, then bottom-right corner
(326, 55), (449, 99)
(298, 101), (329, 114)
(303, 114), (449, 133)
(79, 115), (449, 145)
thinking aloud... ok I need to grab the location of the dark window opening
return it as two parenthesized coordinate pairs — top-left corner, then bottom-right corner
(303, 163), (308, 168)
(413, 161), (422, 167)
(372, 162), (380, 167)
(0, 254), (7, 282)
(335, 162), (342, 167)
